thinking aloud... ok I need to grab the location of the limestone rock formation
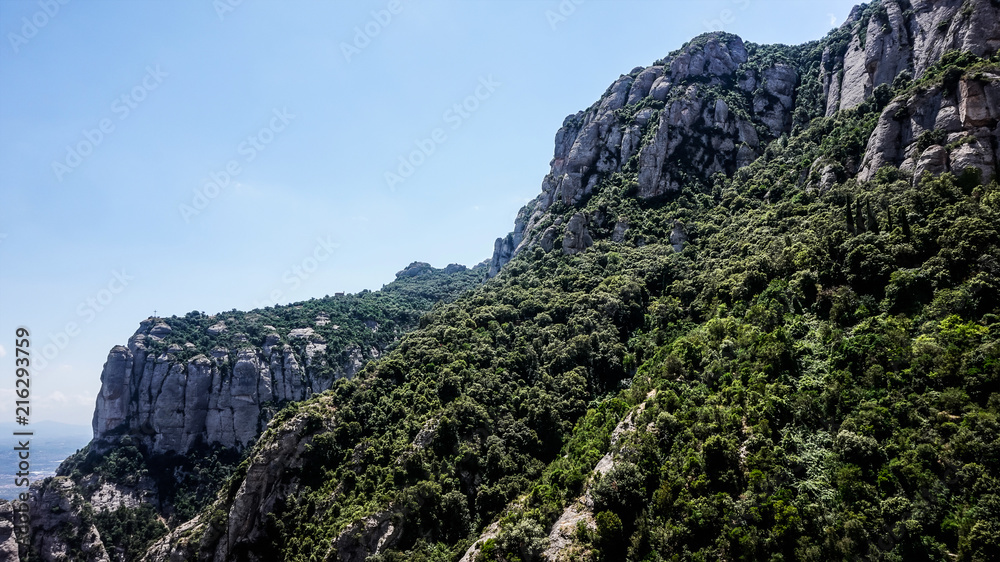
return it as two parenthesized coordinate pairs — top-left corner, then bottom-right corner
(28, 478), (110, 562)
(331, 506), (406, 562)
(859, 74), (1000, 183)
(488, 32), (801, 276)
(143, 398), (336, 561)
(0, 501), (21, 562)
(670, 220), (688, 253)
(145, 393), (444, 561)
(92, 319), (346, 454)
(91, 262), (482, 458)
(395, 261), (433, 278)
(562, 212), (594, 255)
(487, 0), (1000, 279)
(822, 0), (1000, 116)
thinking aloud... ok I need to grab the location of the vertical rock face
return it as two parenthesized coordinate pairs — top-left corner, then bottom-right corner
(90, 263), (483, 458)
(859, 75), (1000, 183)
(93, 317), (364, 455)
(487, 0), (1000, 279)
(822, 0), (1000, 115)
(488, 32), (800, 277)
(146, 396), (449, 562)
(144, 398), (338, 561)
(562, 213), (594, 255)
(0, 501), (21, 562)
(28, 478), (110, 562)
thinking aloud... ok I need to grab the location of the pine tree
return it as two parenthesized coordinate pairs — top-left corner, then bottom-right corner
(897, 207), (911, 239)
(866, 200), (879, 233)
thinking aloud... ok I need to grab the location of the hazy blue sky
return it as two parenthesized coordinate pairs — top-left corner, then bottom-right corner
(0, 0), (859, 425)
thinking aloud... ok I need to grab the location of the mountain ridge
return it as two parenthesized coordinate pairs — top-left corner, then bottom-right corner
(5, 0), (1000, 560)
(488, 0), (1000, 279)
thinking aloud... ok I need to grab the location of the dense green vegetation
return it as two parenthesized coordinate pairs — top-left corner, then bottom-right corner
(59, 437), (245, 525)
(51, 262), (485, 560)
(94, 504), (168, 562)
(142, 261), (486, 370)
(183, 44), (1000, 561)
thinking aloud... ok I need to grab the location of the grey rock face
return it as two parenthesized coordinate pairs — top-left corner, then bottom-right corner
(562, 213), (594, 255)
(485, 0), (1000, 277)
(145, 394), (450, 562)
(148, 322), (172, 340)
(823, 0), (1000, 115)
(539, 226), (558, 252)
(488, 32), (799, 277)
(611, 220), (629, 243)
(0, 501), (20, 562)
(670, 221), (688, 253)
(859, 75), (1000, 183)
(29, 478), (109, 562)
(92, 317), (370, 455)
(332, 507), (407, 562)
(914, 144), (949, 179)
(487, 207), (528, 278)
(395, 261), (433, 278)
(144, 398), (339, 561)
(756, 64), (799, 136)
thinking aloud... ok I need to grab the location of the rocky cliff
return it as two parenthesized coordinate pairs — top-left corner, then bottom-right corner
(142, 396), (338, 561)
(860, 65), (1000, 183)
(0, 501), (21, 561)
(489, 31), (794, 276)
(488, 0), (1000, 277)
(32, 1), (1000, 560)
(24, 262), (483, 561)
(28, 478), (110, 562)
(93, 318), (345, 455)
(92, 262), (483, 456)
(822, 0), (1000, 115)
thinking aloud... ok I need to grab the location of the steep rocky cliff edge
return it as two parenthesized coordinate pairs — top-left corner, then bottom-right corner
(11, 0), (999, 560)
(488, 0), (1000, 277)
(14, 262), (483, 560)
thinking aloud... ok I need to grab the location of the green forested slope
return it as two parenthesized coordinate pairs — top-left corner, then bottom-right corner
(164, 49), (1000, 562)
(47, 262), (485, 561)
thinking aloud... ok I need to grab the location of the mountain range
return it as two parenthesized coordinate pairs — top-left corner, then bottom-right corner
(3, 0), (999, 560)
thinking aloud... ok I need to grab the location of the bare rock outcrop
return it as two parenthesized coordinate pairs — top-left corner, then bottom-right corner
(543, 391), (656, 561)
(144, 397), (337, 561)
(93, 317), (373, 455)
(859, 75), (1000, 183)
(822, 0), (1000, 115)
(0, 501), (21, 562)
(145, 395), (438, 562)
(562, 213), (594, 255)
(484, 0), (1000, 278)
(488, 32), (800, 277)
(331, 507), (406, 562)
(28, 477), (110, 562)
